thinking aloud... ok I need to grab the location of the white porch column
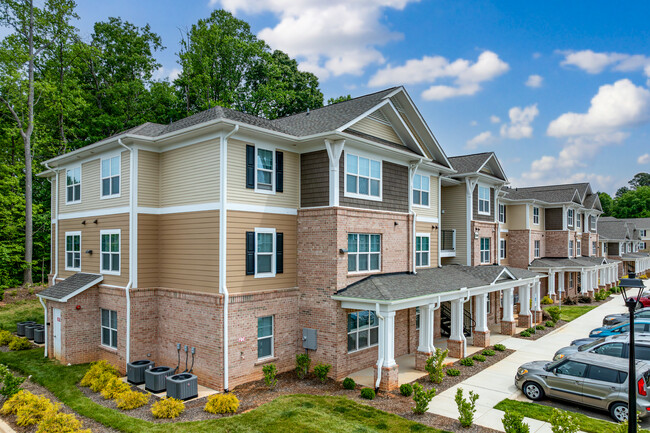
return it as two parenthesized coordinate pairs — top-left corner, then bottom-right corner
(382, 311), (396, 368)
(324, 139), (345, 207)
(449, 299), (465, 342)
(548, 270), (556, 296)
(532, 281), (541, 311)
(417, 304), (436, 354)
(475, 293), (488, 333)
(558, 271), (565, 298)
(592, 270), (598, 290)
(519, 284), (531, 316)
(580, 270), (587, 294)
(502, 287), (515, 322)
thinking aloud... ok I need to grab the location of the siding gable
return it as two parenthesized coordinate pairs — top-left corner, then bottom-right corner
(345, 115), (403, 146)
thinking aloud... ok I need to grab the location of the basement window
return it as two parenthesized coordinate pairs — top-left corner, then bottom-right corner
(347, 310), (378, 352)
(257, 316), (274, 359)
(101, 309), (117, 349)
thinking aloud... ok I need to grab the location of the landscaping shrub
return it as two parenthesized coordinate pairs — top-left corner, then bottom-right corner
(535, 325), (545, 331)
(295, 353), (311, 379)
(36, 408), (91, 433)
(525, 327), (536, 333)
(482, 349), (495, 356)
(545, 320), (555, 327)
(412, 382), (436, 414)
(520, 331), (531, 337)
(446, 368), (460, 376)
(540, 295), (553, 305)
(455, 387), (479, 428)
(502, 411), (530, 433)
(472, 354), (486, 362)
(425, 347), (449, 383)
(0, 330), (13, 346)
(15, 395), (54, 427)
(399, 383), (413, 397)
(342, 377), (356, 390)
(90, 371), (117, 393)
(550, 408), (578, 433)
(100, 376), (130, 400)
(494, 344), (506, 352)
(578, 295), (592, 304)
(546, 306), (561, 322)
(262, 363), (278, 389)
(563, 297), (576, 305)
(80, 360), (119, 387)
(313, 362), (331, 383)
(151, 397), (185, 419)
(1, 389), (31, 415)
(594, 290), (610, 301)
(460, 357), (474, 367)
(204, 393), (239, 414)
(115, 390), (150, 410)
(360, 388), (375, 400)
(8, 337), (31, 351)
(610, 286), (621, 293)
(0, 364), (25, 398)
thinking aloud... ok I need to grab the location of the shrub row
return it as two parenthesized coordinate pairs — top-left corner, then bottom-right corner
(0, 330), (32, 351)
(1, 390), (90, 432)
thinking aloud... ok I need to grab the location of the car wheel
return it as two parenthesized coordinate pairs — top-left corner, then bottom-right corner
(522, 381), (544, 401)
(610, 402), (628, 423)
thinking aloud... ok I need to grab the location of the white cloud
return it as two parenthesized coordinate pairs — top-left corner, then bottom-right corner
(490, 115), (500, 123)
(153, 66), (181, 82)
(560, 50), (650, 78)
(547, 79), (650, 137)
(369, 50), (509, 100)
(213, 0), (417, 79)
(525, 74), (543, 88)
(500, 104), (539, 139)
(466, 131), (493, 149)
(639, 153), (650, 164)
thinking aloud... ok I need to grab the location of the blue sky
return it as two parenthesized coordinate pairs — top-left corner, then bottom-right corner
(69, 1), (650, 193)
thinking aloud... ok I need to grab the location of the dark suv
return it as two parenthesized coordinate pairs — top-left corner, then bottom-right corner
(603, 307), (650, 327)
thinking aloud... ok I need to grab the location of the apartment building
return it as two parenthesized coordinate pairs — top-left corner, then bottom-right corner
(598, 217), (650, 275)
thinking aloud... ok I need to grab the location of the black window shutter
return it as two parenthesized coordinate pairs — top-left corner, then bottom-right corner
(276, 232), (283, 274)
(276, 151), (283, 193)
(246, 231), (255, 275)
(246, 145), (255, 189)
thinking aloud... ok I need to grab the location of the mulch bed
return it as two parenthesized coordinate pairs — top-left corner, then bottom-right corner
(513, 320), (567, 341)
(0, 285), (46, 306)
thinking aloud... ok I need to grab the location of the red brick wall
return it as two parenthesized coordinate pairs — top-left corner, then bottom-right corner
(471, 221), (498, 266)
(546, 231), (569, 257)
(581, 233), (599, 257)
(507, 230), (530, 268)
(530, 230), (545, 263)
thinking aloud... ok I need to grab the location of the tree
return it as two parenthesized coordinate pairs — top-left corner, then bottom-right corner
(598, 192), (613, 217)
(327, 94), (352, 105)
(612, 186), (650, 218)
(629, 172), (650, 189)
(615, 186), (629, 198)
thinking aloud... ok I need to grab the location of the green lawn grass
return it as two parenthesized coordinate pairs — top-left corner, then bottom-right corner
(545, 304), (597, 322)
(0, 299), (43, 332)
(494, 399), (650, 433)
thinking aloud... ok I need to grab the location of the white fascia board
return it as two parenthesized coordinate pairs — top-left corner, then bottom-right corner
(382, 100), (429, 157)
(38, 275), (104, 303)
(336, 99), (392, 133)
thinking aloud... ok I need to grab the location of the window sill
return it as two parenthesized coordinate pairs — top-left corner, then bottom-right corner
(344, 192), (382, 202)
(99, 344), (118, 354)
(348, 344), (378, 355)
(413, 204), (430, 209)
(100, 271), (121, 276)
(478, 211), (491, 216)
(255, 356), (278, 366)
(348, 271), (381, 278)
(254, 273), (276, 279)
(254, 188), (276, 195)
(100, 194), (121, 200)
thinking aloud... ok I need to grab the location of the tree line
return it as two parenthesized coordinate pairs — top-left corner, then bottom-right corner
(598, 173), (650, 218)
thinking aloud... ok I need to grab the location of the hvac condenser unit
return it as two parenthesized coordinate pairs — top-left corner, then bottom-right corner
(25, 324), (38, 340)
(144, 366), (174, 393)
(16, 321), (35, 337)
(33, 327), (45, 344)
(127, 360), (155, 385)
(166, 373), (198, 400)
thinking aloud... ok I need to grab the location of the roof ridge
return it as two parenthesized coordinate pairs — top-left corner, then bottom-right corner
(448, 151), (494, 159)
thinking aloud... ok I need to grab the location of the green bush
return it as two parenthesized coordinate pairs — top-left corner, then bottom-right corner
(525, 327), (536, 333)
(455, 387), (479, 428)
(204, 393), (239, 414)
(578, 295), (592, 304)
(546, 306), (561, 322)
(115, 390), (150, 410)
(460, 357), (474, 367)
(425, 347), (449, 384)
(0, 330), (13, 346)
(0, 364), (25, 398)
(482, 349), (495, 356)
(412, 382), (436, 414)
(151, 397), (185, 419)
(89, 371), (117, 393)
(399, 383), (413, 397)
(545, 320), (555, 327)
(446, 368), (460, 376)
(520, 331), (531, 337)
(342, 377), (356, 390)
(360, 387), (375, 400)
(536, 325), (545, 331)
(36, 408), (91, 433)
(594, 290), (611, 301)
(494, 344), (506, 352)
(550, 408), (578, 433)
(313, 362), (331, 383)
(262, 363), (278, 389)
(100, 376), (130, 400)
(80, 360), (119, 388)
(502, 411), (530, 433)
(295, 353), (311, 379)
(1, 390), (54, 427)
(8, 337), (31, 351)
(472, 354), (486, 362)
(540, 295), (553, 305)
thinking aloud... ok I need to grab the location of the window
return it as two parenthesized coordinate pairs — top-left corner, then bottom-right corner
(628, 244), (632, 252)
(347, 310), (379, 352)
(499, 204), (506, 223)
(556, 361), (587, 378)
(567, 208), (574, 226)
(412, 174), (429, 207)
(101, 155), (120, 197)
(569, 240), (574, 257)
(255, 228), (276, 277)
(257, 316), (273, 359)
(592, 342), (624, 358)
(533, 207), (539, 225)
(487, 294), (491, 314)
(635, 345), (650, 361)
(415, 307), (420, 330)
(256, 148), (274, 191)
(590, 216), (596, 230)
(346, 153), (381, 199)
(576, 212), (581, 228)
(478, 185), (490, 215)
(66, 167), (81, 203)
(576, 240), (581, 256)
(348, 234), (381, 272)
(641, 242), (647, 250)
(480, 237), (490, 264)
(100, 230), (120, 274)
(586, 365), (622, 384)
(592, 242), (597, 255)
(569, 273), (574, 288)
(500, 239), (507, 259)
(534, 240), (541, 258)
(101, 309), (117, 349)
(641, 229), (647, 237)
(416, 234), (430, 267)
(65, 232), (81, 271)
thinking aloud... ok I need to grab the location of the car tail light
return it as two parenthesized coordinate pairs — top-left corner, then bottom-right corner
(639, 377), (647, 397)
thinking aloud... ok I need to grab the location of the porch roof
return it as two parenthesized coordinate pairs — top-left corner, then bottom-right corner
(622, 252), (650, 260)
(528, 256), (615, 269)
(37, 273), (103, 302)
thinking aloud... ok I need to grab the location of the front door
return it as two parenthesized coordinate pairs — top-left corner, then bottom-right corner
(52, 308), (62, 359)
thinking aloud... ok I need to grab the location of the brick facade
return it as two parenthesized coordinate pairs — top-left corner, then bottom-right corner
(545, 231), (569, 257)
(471, 221), (498, 266)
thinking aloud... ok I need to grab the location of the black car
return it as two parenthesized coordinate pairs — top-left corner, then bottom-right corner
(603, 307), (650, 327)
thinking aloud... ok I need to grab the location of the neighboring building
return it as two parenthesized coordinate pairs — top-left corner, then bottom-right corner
(598, 217), (650, 275)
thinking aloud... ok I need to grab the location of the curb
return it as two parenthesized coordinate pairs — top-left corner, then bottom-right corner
(0, 418), (16, 433)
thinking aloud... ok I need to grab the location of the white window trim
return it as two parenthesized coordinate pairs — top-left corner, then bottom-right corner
(254, 144), (276, 195)
(99, 229), (121, 276)
(576, 240), (581, 256)
(498, 204), (506, 223)
(567, 208), (574, 227)
(533, 207), (540, 225)
(534, 240), (541, 258)
(100, 308), (117, 349)
(100, 154), (121, 199)
(257, 315), (274, 360)
(480, 237), (490, 264)
(641, 242), (646, 250)
(415, 307), (420, 330)
(347, 310), (379, 353)
(64, 231), (82, 271)
(477, 185), (490, 216)
(254, 227), (276, 278)
(412, 173), (430, 208)
(416, 233), (431, 267)
(65, 166), (82, 205)
(347, 233), (381, 274)
(500, 238), (506, 259)
(569, 240), (574, 258)
(344, 151), (383, 202)
(576, 212), (581, 228)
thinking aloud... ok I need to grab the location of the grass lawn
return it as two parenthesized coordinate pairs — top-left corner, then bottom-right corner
(545, 304), (597, 322)
(0, 299), (43, 332)
(495, 399), (650, 433)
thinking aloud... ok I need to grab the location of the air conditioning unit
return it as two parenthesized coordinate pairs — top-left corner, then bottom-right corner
(25, 324), (38, 340)
(33, 326), (45, 344)
(16, 321), (35, 337)
(144, 366), (174, 393)
(127, 360), (155, 385)
(166, 373), (198, 400)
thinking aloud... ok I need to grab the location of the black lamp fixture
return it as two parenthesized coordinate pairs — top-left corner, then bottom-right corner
(619, 271), (646, 431)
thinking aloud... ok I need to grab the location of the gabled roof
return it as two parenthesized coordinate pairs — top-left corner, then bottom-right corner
(37, 273), (103, 302)
(601, 217), (650, 229)
(447, 152), (507, 181)
(502, 183), (594, 206)
(598, 220), (632, 241)
(529, 257), (615, 269)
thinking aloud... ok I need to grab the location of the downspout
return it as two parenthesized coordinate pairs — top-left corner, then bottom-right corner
(117, 139), (134, 364)
(374, 303), (385, 391)
(220, 124), (239, 392)
(42, 162), (60, 359)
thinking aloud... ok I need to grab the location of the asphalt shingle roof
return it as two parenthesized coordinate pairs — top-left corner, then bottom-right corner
(38, 273), (103, 302)
(447, 153), (493, 175)
(598, 220), (631, 241)
(601, 217), (650, 228)
(503, 184), (583, 204)
(529, 257), (614, 268)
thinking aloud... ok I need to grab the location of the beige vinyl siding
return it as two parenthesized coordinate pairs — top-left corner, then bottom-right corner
(398, 111), (433, 159)
(226, 211), (297, 293)
(157, 211), (219, 293)
(227, 139), (299, 208)
(416, 221), (439, 268)
(57, 213), (129, 287)
(159, 140), (220, 207)
(440, 184), (467, 265)
(137, 213), (158, 288)
(507, 204), (527, 230)
(413, 175), (439, 220)
(138, 151), (159, 207)
(346, 117), (402, 145)
(529, 204), (545, 230)
(51, 180), (56, 211)
(499, 204), (511, 230)
(59, 151), (130, 214)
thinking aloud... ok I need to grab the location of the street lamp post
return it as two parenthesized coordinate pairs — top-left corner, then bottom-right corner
(620, 272), (646, 432)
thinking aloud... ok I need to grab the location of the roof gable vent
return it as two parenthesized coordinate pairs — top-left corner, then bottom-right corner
(368, 109), (391, 126)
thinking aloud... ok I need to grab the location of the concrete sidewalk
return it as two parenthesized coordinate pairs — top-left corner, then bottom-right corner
(427, 294), (628, 432)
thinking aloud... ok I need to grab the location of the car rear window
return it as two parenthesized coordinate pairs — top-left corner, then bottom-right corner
(637, 346), (650, 361)
(591, 342), (624, 357)
(587, 365), (622, 383)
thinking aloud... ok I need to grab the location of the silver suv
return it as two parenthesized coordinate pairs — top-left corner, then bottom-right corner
(515, 352), (650, 422)
(553, 334), (650, 361)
